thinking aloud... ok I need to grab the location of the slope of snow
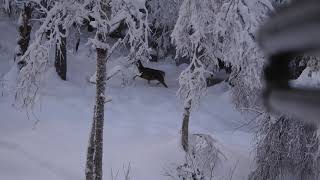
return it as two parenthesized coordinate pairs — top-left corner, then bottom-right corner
(0, 17), (255, 180)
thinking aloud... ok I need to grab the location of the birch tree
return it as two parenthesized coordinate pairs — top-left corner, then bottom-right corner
(84, 1), (111, 179)
(85, 0), (150, 179)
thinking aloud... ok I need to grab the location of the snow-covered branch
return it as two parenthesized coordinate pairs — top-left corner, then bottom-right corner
(112, 0), (150, 63)
(172, 0), (221, 108)
(15, 0), (88, 108)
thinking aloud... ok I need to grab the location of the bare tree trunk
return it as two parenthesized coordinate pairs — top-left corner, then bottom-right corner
(181, 100), (191, 152)
(6, 2), (12, 17)
(93, 48), (107, 180)
(55, 25), (67, 80)
(85, 1), (111, 178)
(15, 3), (33, 69)
(85, 47), (107, 180)
(85, 106), (96, 180)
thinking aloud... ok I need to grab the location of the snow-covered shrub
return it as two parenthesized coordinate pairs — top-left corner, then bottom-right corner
(249, 116), (320, 180)
(167, 134), (224, 180)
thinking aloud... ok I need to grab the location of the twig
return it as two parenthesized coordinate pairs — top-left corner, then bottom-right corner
(233, 112), (264, 131)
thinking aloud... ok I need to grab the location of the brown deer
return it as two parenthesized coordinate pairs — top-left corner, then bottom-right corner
(134, 60), (168, 88)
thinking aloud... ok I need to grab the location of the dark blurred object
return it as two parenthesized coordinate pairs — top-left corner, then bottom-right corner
(259, 0), (320, 56)
(258, 0), (320, 124)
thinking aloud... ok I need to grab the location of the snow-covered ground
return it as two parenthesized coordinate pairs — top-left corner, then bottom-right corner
(0, 17), (255, 180)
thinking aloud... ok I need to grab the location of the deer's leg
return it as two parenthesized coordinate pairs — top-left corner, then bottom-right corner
(159, 76), (168, 88)
(133, 75), (138, 80)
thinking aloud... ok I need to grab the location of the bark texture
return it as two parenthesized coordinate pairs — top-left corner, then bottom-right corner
(85, 1), (110, 178)
(85, 107), (96, 180)
(181, 100), (191, 152)
(93, 48), (107, 180)
(85, 47), (107, 180)
(55, 25), (67, 80)
(16, 4), (33, 68)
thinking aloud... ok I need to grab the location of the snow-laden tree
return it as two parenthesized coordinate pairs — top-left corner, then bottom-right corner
(224, 1), (320, 179)
(146, 0), (182, 59)
(11, 1), (149, 179)
(172, 0), (224, 152)
(208, 1), (320, 179)
(215, 0), (272, 109)
(88, 0), (150, 85)
(111, 0), (150, 61)
(0, 0), (34, 67)
(14, 0), (87, 109)
(171, 0), (319, 179)
(172, 0), (272, 153)
(84, 2), (112, 179)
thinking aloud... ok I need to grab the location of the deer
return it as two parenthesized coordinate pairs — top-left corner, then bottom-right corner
(134, 60), (168, 88)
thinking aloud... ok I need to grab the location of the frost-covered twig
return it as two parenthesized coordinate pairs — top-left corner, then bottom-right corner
(110, 163), (131, 180)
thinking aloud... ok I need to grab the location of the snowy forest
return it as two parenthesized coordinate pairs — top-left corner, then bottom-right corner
(1, 0), (320, 180)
